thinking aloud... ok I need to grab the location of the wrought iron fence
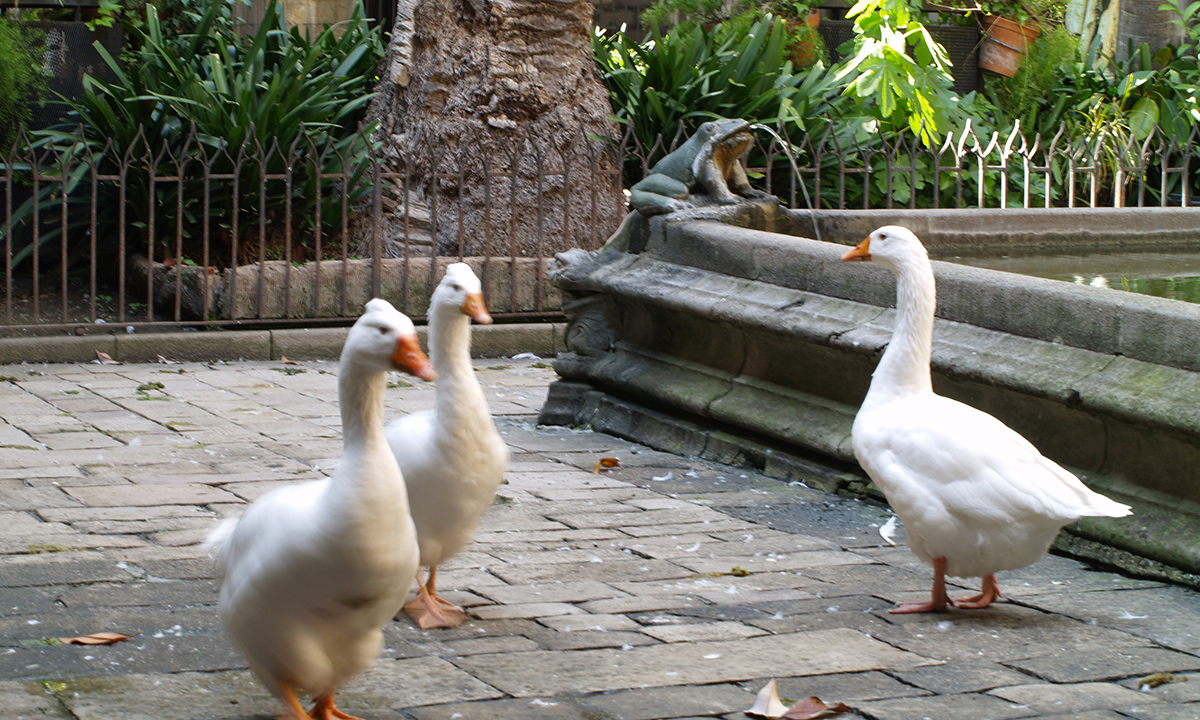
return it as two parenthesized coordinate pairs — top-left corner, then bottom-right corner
(1, 124), (624, 335)
(743, 120), (1200, 212)
(3, 121), (1199, 335)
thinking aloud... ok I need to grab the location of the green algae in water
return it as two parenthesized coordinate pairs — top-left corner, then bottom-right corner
(1115, 275), (1200, 304)
(944, 249), (1200, 305)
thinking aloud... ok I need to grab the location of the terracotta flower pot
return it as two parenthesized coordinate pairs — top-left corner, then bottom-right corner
(786, 11), (822, 69)
(978, 13), (1041, 77)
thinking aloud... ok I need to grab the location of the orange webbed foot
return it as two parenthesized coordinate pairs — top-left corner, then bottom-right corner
(278, 682), (312, 720)
(888, 599), (950, 614)
(404, 589), (468, 628)
(309, 692), (363, 720)
(889, 556), (952, 614)
(950, 574), (1001, 610)
(403, 566), (468, 629)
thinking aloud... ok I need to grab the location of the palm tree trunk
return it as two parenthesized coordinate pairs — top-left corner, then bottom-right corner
(359, 0), (625, 259)
(1071, 0), (1185, 63)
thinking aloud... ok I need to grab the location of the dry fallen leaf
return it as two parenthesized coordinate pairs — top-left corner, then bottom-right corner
(59, 631), (135, 646)
(746, 678), (788, 718)
(94, 350), (121, 365)
(280, 356), (300, 365)
(156, 354), (179, 365)
(781, 696), (850, 720)
(1140, 672), (1188, 690)
(593, 457), (621, 473)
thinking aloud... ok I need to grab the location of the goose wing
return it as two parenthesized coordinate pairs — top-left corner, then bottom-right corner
(854, 394), (1130, 525)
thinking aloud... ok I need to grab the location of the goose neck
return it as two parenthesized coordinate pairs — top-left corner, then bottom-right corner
(339, 367), (389, 452)
(865, 255), (936, 407)
(428, 303), (489, 426)
(429, 303), (475, 379)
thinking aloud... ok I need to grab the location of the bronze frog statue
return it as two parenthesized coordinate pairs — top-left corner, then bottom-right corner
(629, 118), (776, 216)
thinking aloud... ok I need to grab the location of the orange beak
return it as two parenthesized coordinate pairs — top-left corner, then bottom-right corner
(392, 333), (436, 381)
(462, 293), (493, 325)
(841, 237), (871, 262)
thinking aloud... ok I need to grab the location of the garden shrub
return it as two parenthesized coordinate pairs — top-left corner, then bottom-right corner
(0, 15), (47, 150)
(3, 0), (384, 273)
(593, 13), (846, 186)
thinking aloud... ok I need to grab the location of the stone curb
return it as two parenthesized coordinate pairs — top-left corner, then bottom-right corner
(802, 206), (1200, 249)
(0, 322), (566, 364)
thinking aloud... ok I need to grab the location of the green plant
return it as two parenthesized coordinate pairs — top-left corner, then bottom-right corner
(639, 0), (728, 37)
(834, 0), (962, 144)
(944, 0), (1061, 26)
(983, 24), (1078, 134)
(86, 0), (246, 39)
(0, 15), (48, 149)
(3, 0), (384, 276)
(793, 22), (828, 69)
(593, 14), (839, 177)
(640, 0), (821, 47)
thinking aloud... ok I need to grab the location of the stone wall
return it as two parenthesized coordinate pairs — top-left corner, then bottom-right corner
(133, 255), (561, 321)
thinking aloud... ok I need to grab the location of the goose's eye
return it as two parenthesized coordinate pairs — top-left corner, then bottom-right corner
(450, 284), (463, 293)
(377, 326), (388, 335)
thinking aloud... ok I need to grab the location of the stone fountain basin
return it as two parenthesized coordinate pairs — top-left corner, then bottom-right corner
(542, 202), (1200, 586)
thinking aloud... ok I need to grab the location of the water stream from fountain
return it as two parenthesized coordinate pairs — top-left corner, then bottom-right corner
(750, 123), (821, 242)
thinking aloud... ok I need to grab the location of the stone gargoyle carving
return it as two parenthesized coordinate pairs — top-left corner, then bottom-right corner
(628, 118), (777, 216)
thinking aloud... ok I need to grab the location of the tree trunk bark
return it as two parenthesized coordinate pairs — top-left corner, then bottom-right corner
(1115, 0), (1184, 62)
(359, 0), (625, 259)
(1071, 0), (1186, 63)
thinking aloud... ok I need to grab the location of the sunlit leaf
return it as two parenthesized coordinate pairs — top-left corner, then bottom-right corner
(59, 631), (135, 645)
(1129, 96), (1159, 140)
(593, 457), (621, 473)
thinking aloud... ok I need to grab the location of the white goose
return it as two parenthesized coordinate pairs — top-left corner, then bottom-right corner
(387, 263), (509, 628)
(210, 299), (435, 720)
(842, 226), (1131, 613)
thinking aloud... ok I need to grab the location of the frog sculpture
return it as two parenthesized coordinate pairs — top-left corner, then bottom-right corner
(629, 118), (776, 216)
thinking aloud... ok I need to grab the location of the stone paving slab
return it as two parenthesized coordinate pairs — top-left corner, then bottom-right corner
(0, 357), (1198, 720)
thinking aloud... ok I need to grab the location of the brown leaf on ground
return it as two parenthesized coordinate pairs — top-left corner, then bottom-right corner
(1139, 672), (1188, 690)
(280, 356), (301, 365)
(781, 696), (850, 720)
(94, 350), (121, 365)
(593, 457), (621, 473)
(59, 631), (136, 646)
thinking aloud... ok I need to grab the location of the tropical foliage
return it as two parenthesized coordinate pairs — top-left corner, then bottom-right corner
(3, 0), (384, 271)
(595, 0), (1200, 208)
(593, 13), (844, 177)
(0, 16), (47, 150)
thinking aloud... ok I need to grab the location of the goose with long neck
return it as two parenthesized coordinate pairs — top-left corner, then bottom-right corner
(210, 299), (434, 719)
(843, 226), (1131, 613)
(387, 263), (509, 628)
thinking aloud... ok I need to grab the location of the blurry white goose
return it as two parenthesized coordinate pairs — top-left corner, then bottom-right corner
(842, 226), (1131, 613)
(387, 263), (509, 628)
(209, 299), (435, 719)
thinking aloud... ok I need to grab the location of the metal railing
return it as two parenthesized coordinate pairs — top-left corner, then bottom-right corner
(3, 121), (1198, 335)
(742, 120), (1200, 212)
(1, 124), (624, 334)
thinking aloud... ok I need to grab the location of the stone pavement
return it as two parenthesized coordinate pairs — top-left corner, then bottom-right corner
(1, 356), (1199, 720)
